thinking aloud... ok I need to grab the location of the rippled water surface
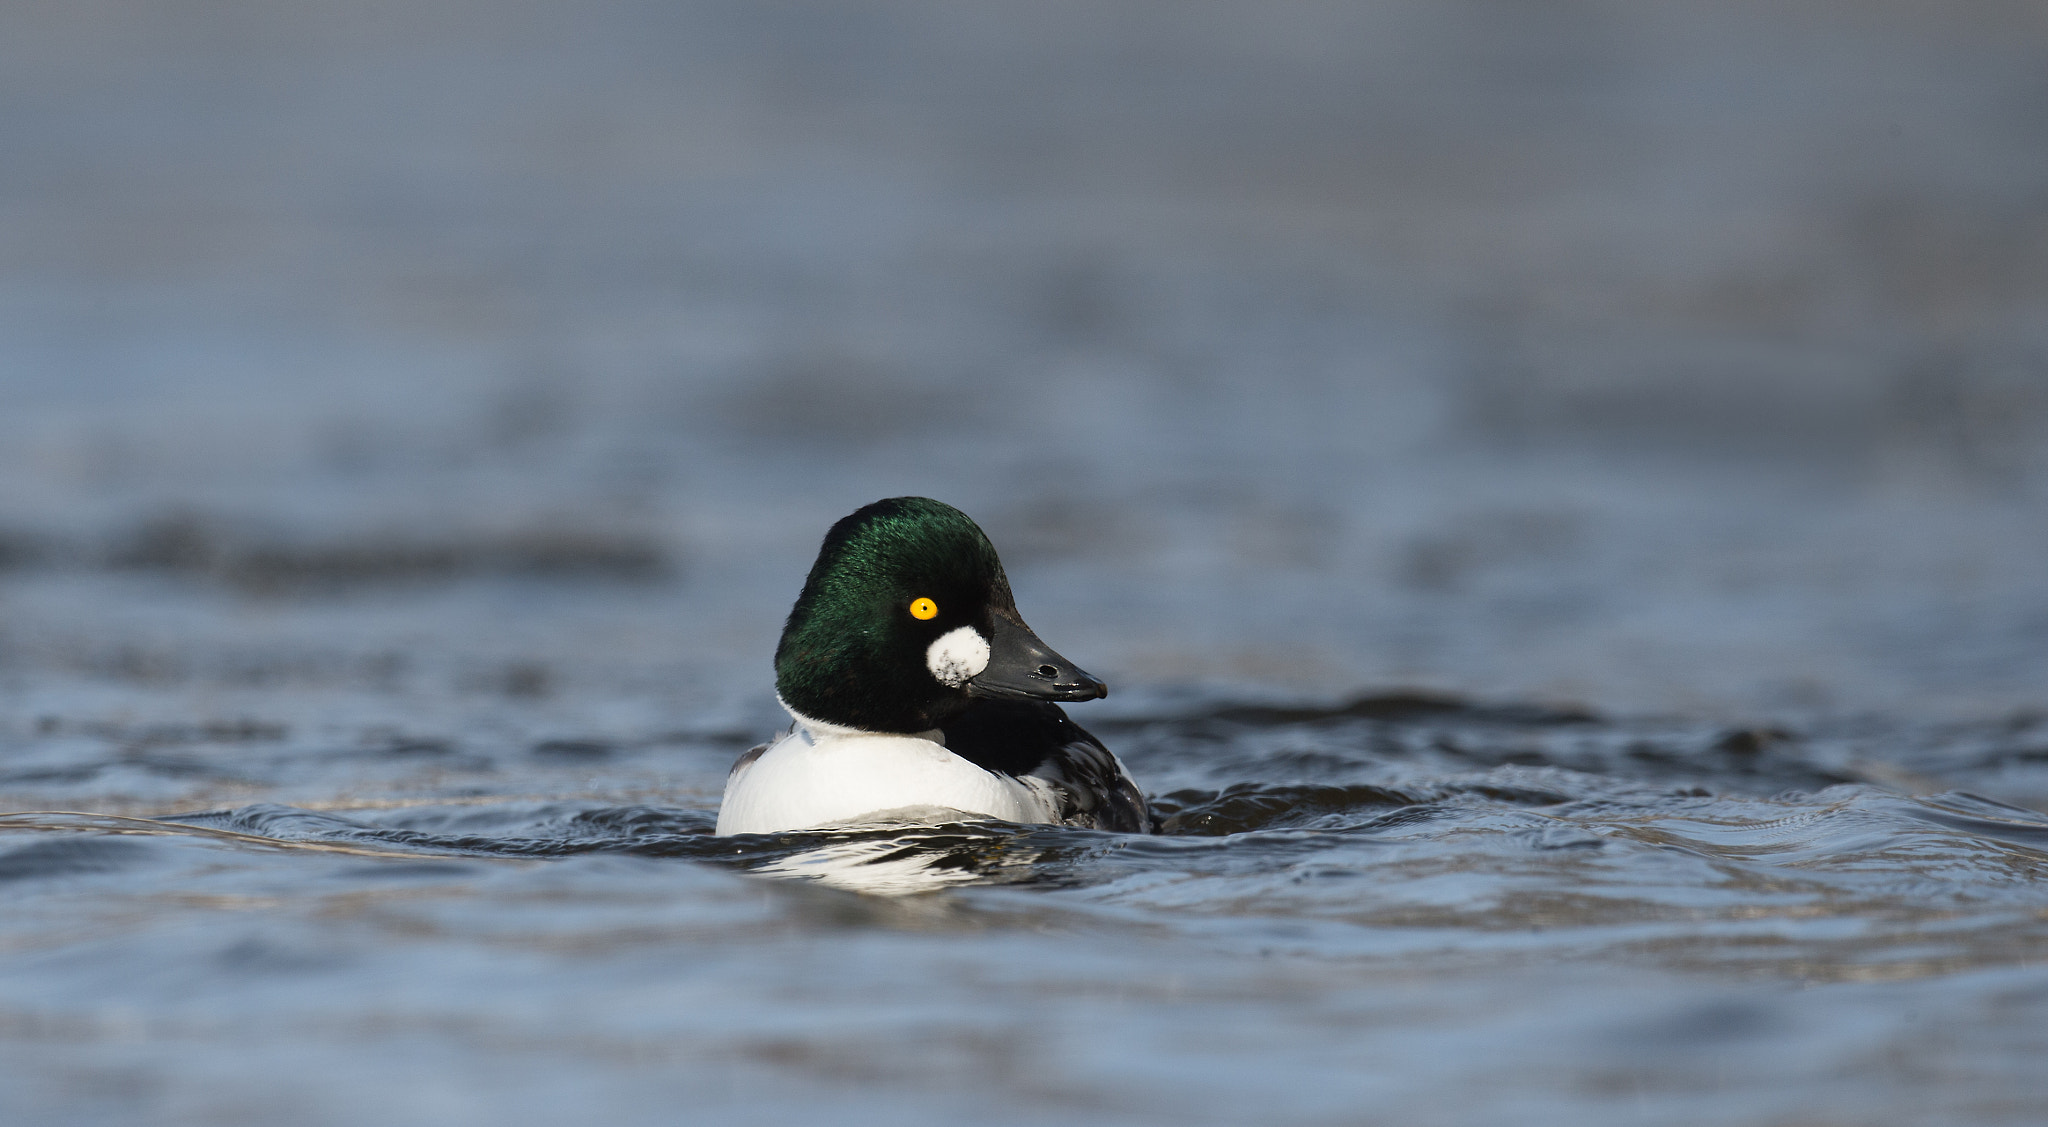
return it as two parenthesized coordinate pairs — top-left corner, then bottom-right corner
(8, 694), (2048, 1125)
(7, 1), (2048, 1124)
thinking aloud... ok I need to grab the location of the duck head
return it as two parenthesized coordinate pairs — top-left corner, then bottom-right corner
(774, 497), (1107, 734)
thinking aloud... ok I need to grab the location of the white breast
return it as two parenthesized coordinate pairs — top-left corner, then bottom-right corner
(714, 723), (1059, 836)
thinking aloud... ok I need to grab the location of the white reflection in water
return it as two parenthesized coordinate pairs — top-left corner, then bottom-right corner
(750, 827), (1034, 895)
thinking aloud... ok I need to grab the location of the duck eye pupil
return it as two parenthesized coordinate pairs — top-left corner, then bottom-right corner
(909, 597), (938, 620)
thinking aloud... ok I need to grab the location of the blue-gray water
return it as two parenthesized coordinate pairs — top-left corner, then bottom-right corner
(5, 2), (2048, 1124)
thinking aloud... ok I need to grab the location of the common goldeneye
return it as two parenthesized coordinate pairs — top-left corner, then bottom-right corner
(714, 497), (1151, 836)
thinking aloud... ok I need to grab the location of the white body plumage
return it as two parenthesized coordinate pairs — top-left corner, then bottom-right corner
(713, 709), (1061, 836)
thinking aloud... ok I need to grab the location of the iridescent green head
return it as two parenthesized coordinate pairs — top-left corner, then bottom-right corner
(774, 497), (1105, 734)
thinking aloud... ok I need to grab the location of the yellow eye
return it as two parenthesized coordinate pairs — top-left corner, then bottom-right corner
(909, 597), (938, 620)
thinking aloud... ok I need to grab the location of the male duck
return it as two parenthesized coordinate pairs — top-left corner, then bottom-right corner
(715, 497), (1151, 836)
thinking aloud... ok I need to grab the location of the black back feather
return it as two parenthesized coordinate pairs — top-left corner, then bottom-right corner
(941, 699), (1153, 833)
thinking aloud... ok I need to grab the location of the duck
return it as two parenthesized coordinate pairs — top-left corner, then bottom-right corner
(715, 497), (1152, 836)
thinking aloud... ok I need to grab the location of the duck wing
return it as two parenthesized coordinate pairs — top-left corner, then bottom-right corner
(941, 699), (1153, 833)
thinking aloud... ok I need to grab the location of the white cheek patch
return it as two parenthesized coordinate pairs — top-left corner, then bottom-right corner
(925, 625), (991, 688)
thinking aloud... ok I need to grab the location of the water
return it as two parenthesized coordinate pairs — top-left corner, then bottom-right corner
(5, 2), (2048, 1123)
(7, 701), (2048, 1124)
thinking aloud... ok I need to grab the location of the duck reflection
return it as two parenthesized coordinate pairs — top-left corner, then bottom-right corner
(736, 815), (1064, 895)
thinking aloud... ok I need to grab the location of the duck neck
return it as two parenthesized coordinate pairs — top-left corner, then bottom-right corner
(777, 695), (945, 745)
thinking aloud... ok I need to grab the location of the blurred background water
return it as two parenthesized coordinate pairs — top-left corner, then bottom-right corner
(4, 2), (2048, 1124)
